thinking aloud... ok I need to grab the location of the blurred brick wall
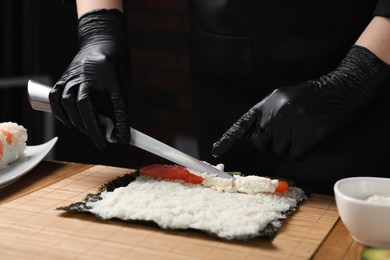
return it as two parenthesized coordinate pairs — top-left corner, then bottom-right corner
(126, 0), (195, 147)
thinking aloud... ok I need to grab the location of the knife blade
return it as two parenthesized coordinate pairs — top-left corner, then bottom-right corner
(27, 79), (233, 179)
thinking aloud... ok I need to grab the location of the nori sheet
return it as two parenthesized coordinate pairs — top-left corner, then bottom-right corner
(57, 170), (306, 241)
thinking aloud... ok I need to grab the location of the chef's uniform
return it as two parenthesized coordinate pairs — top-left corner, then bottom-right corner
(188, 0), (390, 193)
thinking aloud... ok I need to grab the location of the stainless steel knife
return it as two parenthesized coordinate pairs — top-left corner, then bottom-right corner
(27, 80), (233, 179)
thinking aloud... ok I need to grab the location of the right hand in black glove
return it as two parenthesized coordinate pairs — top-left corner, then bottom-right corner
(49, 9), (131, 150)
(212, 45), (390, 160)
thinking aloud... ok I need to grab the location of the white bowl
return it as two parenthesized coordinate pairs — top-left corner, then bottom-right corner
(334, 177), (390, 247)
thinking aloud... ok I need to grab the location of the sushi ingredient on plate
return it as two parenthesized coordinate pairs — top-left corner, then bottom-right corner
(275, 180), (290, 193)
(140, 164), (286, 194)
(0, 122), (28, 169)
(197, 163), (287, 193)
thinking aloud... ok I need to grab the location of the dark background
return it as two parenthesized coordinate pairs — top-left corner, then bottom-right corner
(0, 0), (196, 169)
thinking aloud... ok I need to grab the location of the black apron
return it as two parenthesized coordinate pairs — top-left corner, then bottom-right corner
(188, 0), (390, 194)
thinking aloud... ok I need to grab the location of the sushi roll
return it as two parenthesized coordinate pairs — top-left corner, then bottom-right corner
(0, 122), (28, 169)
(59, 164), (307, 240)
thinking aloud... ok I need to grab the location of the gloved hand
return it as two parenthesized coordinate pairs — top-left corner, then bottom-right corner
(212, 45), (390, 160)
(49, 9), (131, 150)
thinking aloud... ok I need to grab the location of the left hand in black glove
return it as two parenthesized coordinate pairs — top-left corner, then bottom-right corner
(212, 45), (390, 160)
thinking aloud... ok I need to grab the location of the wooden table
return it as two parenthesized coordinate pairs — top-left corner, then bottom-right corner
(0, 160), (366, 259)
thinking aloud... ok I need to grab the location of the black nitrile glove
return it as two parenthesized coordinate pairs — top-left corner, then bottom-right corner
(49, 9), (130, 150)
(212, 45), (390, 160)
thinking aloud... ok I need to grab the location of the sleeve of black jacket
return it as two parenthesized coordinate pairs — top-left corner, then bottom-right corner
(374, 0), (390, 17)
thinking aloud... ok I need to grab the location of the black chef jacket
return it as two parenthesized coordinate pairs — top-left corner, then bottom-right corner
(188, 0), (390, 194)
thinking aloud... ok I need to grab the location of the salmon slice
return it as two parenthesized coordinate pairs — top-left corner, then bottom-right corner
(140, 164), (204, 184)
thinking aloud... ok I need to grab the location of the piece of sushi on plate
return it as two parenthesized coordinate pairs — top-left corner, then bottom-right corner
(0, 122), (28, 169)
(58, 164), (307, 240)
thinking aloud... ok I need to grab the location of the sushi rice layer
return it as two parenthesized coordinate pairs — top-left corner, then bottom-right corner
(60, 173), (307, 240)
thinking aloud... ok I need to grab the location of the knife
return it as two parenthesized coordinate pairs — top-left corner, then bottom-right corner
(27, 80), (233, 179)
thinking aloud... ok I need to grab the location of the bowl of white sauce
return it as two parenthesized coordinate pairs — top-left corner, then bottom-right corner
(334, 177), (390, 247)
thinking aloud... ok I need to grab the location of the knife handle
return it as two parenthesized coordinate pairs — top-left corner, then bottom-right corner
(27, 80), (52, 113)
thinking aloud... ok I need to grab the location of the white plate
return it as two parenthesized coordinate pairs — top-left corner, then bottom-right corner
(0, 137), (58, 188)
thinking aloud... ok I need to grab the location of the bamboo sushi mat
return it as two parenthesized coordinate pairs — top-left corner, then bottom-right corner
(0, 165), (339, 259)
